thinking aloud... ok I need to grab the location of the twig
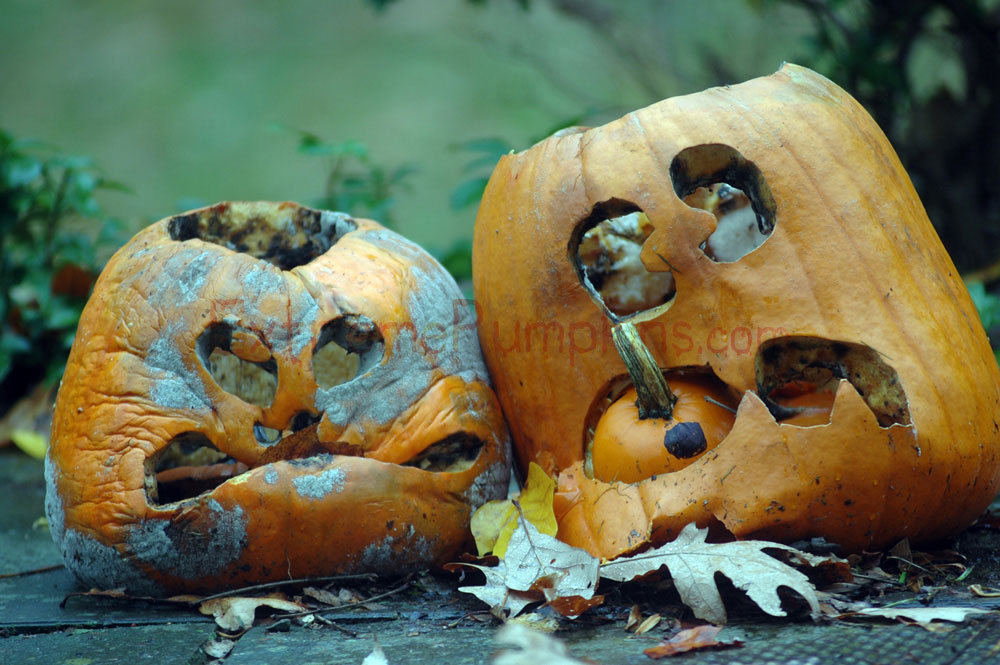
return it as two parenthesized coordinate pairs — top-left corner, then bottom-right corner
(313, 614), (358, 637)
(273, 579), (413, 620)
(0, 564), (64, 580)
(196, 573), (377, 603)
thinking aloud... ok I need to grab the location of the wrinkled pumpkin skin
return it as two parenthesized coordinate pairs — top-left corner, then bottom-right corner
(47, 201), (510, 595)
(472, 64), (1000, 558)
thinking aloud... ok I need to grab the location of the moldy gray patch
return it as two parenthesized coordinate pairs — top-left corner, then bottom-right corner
(292, 467), (346, 499)
(146, 321), (211, 411)
(59, 528), (165, 596)
(463, 447), (512, 509)
(147, 248), (224, 308)
(351, 529), (437, 576)
(315, 331), (436, 427)
(405, 264), (489, 385)
(238, 265), (321, 357)
(314, 227), (492, 428)
(43, 455), (66, 550)
(128, 499), (247, 581)
(264, 468), (279, 485)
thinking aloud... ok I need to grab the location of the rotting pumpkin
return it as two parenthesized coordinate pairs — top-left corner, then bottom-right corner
(471, 64), (1000, 559)
(46, 201), (510, 595)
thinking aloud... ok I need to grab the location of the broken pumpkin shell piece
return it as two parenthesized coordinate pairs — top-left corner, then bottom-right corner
(45, 201), (511, 595)
(472, 63), (1000, 560)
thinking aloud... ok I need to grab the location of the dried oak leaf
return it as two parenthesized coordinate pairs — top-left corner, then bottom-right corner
(643, 625), (743, 659)
(456, 518), (601, 618)
(199, 594), (306, 632)
(600, 523), (821, 624)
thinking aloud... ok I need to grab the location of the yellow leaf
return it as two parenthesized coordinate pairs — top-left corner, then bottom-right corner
(11, 428), (48, 459)
(470, 462), (557, 558)
(513, 462), (557, 537)
(471, 499), (517, 557)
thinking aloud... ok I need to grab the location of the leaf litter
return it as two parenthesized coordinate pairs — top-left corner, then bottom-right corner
(49, 465), (1000, 663)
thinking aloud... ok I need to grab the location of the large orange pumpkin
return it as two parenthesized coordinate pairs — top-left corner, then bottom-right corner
(46, 201), (510, 594)
(472, 64), (1000, 559)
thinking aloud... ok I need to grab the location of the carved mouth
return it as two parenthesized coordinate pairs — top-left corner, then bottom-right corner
(756, 336), (911, 428)
(144, 426), (486, 506)
(581, 336), (910, 484)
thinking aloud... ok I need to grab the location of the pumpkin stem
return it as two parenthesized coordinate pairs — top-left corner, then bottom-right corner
(611, 321), (677, 420)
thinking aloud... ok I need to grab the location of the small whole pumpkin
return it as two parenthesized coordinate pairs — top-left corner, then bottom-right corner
(472, 64), (1000, 559)
(46, 201), (510, 595)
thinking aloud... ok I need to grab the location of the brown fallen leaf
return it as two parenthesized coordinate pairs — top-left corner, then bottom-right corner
(643, 625), (743, 659)
(302, 586), (356, 607)
(199, 595), (307, 632)
(634, 613), (662, 635)
(0, 382), (57, 457)
(625, 605), (642, 631)
(201, 635), (236, 659)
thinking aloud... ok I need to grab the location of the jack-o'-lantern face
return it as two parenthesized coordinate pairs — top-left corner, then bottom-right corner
(46, 201), (510, 594)
(472, 64), (1000, 559)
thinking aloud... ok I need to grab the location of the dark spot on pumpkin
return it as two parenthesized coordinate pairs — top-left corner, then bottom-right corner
(290, 411), (321, 432)
(663, 421), (707, 459)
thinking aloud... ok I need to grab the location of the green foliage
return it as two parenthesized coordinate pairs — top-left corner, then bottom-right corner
(432, 236), (475, 292)
(766, 0), (1000, 272)
(967, 281), (1000, 365)
(285, 127), (415, 229)
(366, 0), (530, 11)
(449, 137), (516, 212)
(449, 112), (595, 214)
(0, 128), (127, 411)
(968, 282), (1000, 331)
(443, 113), (596, 283)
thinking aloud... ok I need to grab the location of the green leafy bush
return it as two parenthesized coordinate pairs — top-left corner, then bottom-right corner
(286, 128), (415, 230)
(967, 281), (1000, 365)
(0, 129), (126, 414)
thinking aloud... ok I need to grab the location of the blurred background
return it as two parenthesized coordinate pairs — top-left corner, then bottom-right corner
(1, 0), (998, 456)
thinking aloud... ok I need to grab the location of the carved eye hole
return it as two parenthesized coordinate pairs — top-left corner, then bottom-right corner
(670, 143), (776, 263)
(198, 323), (277, 407)
(312, 314), (385, 390)
(571, 199), (676, 320)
